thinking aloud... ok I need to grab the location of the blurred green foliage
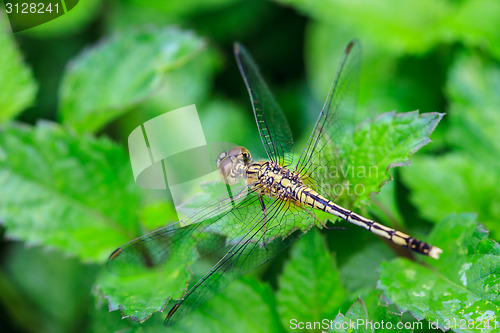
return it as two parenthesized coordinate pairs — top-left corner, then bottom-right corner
(1, 0), (500, 332)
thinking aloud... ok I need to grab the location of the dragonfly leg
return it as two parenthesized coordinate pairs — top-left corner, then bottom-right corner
(226, 183), (236, 208)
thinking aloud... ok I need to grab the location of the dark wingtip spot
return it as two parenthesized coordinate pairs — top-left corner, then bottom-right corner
(108, 248), (122, 261)
(345, 40), (355, 54)
(167, 303), (180, 320)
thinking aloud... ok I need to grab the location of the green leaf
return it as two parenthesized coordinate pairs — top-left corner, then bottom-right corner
(340, 242), (394, 294)
(2, 244), (97, 333)
(379, 214), (500, 332)
(331, 291), (414, 333)
(97, 277), (283, 332)
(367, 170), (405, 228)
(140, 200), (179, 231)
(98, 195), (299, 324)
(446, 52), (500, 166)
(362, 290), (414, 333)
(448, 0), (500, 61)
(278, 0), (500, 58)
(337, 111), (443, 206)
(20, 0), (101, 37)
(59, 26), (209, 133)
(277, 229), (345, 331)
(0, 122), (140, 262)
(331, 298), (371, 333)
(87, 303), (136, 333)
(277, 0), (448, 54)
(168, 277), (283, 333)
(126, 0), (238, 17)
(200, 97), (259, 151)
(402, 49), (500, 240)
(0, 14), (37, 123)
(97, 259), (191, 323)
(401, 154), (500, 236)
(306, 23), (423, 127)
(107, 0), (261, 43)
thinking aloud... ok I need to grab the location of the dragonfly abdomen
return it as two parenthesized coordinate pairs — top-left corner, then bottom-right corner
(294, 185), (442, 259)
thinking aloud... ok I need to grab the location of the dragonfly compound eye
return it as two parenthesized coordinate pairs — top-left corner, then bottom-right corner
(216, 151), (228, 168)
(226, 146), (251, 162)
(242, 151), (252, 164)
(217, 156), (231, 178)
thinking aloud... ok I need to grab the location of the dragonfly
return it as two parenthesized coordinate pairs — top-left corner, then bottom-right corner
(108, 40), (442, 325)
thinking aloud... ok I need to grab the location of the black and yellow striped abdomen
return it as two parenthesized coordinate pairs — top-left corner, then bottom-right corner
(293, 185), (442, 259)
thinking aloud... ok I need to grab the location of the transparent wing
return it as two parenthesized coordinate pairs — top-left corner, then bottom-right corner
(234, 43), (294, 167)
(107, 182), (259, 276)
(108, 184), (315, 324)
(294, 40), (361, 198)
(165, 198), (314, 325)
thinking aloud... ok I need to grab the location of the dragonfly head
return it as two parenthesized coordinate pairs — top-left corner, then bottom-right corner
(217, 146), (252, 185)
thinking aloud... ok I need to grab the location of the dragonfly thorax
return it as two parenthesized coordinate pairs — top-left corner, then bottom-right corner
(217, 146), (252, 185)
(246, 161), (304, 200)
